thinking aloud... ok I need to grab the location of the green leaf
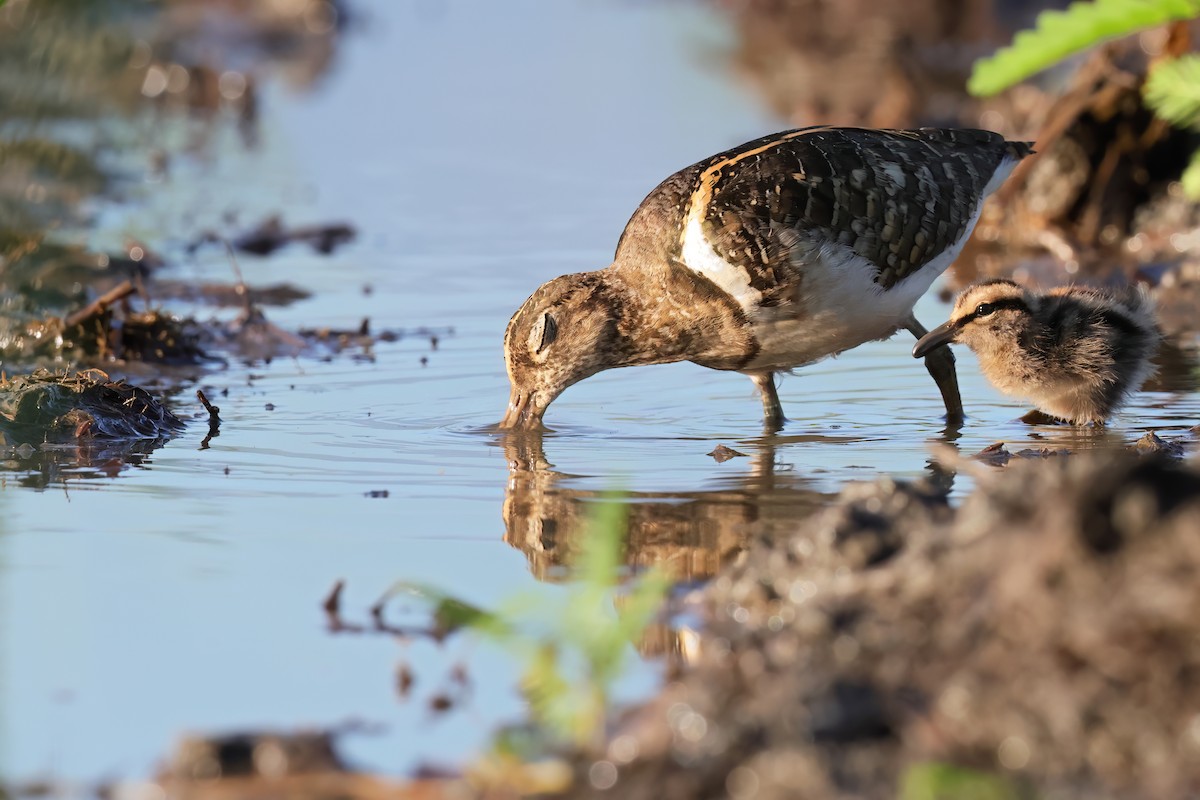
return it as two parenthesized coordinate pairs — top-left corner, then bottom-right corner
(1144, 55), (1200, 128)
(1182, 148), (1200, 199)
(901, 762), (1025, 800)
(969, 0), (1200, 97)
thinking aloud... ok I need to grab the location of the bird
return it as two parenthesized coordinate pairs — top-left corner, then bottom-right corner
(499, 126), (1034, 430)
(911, 279), (1160, 425)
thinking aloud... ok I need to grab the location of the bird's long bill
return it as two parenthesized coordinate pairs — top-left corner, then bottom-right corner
(498, 388), (545, 429)
(912, 320), (958, 359)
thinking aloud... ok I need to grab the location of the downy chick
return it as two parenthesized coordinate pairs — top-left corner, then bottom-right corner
(912, 279), (1159, 424)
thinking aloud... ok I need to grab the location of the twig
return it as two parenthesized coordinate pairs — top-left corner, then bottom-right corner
(222, 239), (252, 315)
(63, 281), (137, 329)
(196, 389), (221, 421)
(198, 389), (222, 450)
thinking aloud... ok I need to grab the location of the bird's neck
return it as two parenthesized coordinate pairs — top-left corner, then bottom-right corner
(597, 263), (757, 371)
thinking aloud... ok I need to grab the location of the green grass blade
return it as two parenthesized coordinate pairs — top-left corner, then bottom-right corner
(969, 0), (1200, 97)
(562, 495), (630, 681)
(575, 494), (627, 589)
(615, 567), (671, 643)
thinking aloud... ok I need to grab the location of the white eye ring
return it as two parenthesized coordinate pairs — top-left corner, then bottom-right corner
(529, 312), (557, 354)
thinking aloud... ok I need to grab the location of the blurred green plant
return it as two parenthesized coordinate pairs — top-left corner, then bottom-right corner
(968, 0), (1200, 96)
(1144, 54), (1200, 195)
(385, 494), (671, 751)
(0, 0), (148, 268)
(901, 762), (1029, 800)
(969, 0), (1200, 198)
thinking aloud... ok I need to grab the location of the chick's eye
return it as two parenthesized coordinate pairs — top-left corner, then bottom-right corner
(530, 312), (558, 354)
(975, 302), (996, 317)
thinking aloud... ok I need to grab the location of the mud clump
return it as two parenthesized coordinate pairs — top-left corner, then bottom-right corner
(0, 280), (213, 367)
(0, 369), (184, 443)
(163, 730), (345, 781)
(566, 454), (1200, 800)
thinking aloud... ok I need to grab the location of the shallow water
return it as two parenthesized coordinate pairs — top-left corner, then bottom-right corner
(3, 0), (1198, 786)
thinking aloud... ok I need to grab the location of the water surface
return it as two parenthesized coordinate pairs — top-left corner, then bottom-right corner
(2, 0), (1197, 786)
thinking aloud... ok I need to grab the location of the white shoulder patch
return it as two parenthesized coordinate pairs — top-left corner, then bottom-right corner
(681, 215), (761, 310)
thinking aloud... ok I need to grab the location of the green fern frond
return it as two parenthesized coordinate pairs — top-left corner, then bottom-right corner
(969, 0), (1200, 97)
(1145, 55), (1200, 128)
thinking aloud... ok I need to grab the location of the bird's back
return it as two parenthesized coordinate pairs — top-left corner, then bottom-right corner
(615, 127), (1033, 304)
(1038, 285), (1160, 374)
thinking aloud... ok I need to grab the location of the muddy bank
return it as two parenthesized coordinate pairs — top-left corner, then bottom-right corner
(556, 450), (1200, 800)
(714, 0), (1056, 129)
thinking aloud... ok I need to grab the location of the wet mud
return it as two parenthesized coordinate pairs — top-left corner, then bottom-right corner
(0, 369), (183, 443)
(558, 451), (1200, 800)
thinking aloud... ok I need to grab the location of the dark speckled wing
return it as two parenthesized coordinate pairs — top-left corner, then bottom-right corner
(701, 128), (1029, 296)
(615, 127), (1032, 304)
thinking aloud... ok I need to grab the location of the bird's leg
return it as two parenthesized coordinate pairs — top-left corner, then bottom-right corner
(905, 313), (964, 425)
(751, 372), (786, 433)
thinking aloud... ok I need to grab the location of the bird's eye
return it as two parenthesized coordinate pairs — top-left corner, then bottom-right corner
(975, 302), (996, 317)
(530, 312), (558, 354)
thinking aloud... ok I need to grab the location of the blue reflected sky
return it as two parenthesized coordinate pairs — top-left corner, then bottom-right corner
(3, 0), (1197, 785)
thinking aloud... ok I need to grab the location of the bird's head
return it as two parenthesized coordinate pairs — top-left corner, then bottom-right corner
(912, 279), (1032, 358)
(499, 272), (621, 429)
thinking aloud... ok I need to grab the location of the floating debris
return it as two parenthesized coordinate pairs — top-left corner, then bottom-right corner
(1013, 446), (1070, 460)
(151, 280), (313, 308)
(189, 215), (357, 256)
(972, 441), (1011, 467)
(972, 442), (1070, 468)
(707, 444), (748, 463)
(1129, 430), (1186, 459)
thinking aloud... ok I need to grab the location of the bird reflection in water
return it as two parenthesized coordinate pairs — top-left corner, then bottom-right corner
(497, 429), (838, 665)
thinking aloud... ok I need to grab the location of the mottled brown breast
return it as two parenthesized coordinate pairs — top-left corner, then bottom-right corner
(697, 128), (1031, 296)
